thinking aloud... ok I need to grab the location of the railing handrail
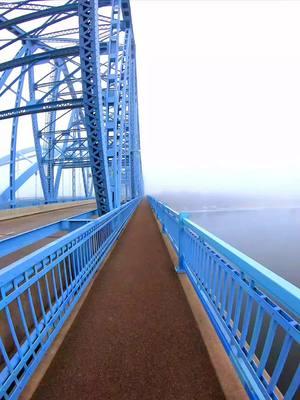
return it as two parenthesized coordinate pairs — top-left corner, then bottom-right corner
(184, 218), (300, 319)
(149, 196), (300, 319)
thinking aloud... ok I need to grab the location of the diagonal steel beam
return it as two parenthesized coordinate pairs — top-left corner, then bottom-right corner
(0, 43), (109, 71)
(0, 4), (78, 31)
(0, 99), (83, 120)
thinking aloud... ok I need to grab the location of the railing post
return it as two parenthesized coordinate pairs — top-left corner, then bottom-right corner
(161, 208), (166, 233)
(176, 212), (189, 273)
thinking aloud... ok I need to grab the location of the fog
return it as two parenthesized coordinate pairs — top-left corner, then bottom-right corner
(1, 1), (300, 202)
(131, 0), (300, 197)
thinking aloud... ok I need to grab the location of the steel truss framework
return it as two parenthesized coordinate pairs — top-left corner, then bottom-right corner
(0, 0), (143, 214)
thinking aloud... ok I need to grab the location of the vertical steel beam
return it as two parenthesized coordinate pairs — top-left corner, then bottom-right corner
(105, 0), (122, 207)
(44, 65), (61, 202)
(129, 45), (143, 199)
(28, 50), (50, 202)
(9, 56), (27, 208)
(118, 30), (131, 204)
(78, 0), (112, 214)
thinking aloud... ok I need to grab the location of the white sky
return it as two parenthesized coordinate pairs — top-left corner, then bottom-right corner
(131, 0), (300, 196)
(1, 0), (300, 199)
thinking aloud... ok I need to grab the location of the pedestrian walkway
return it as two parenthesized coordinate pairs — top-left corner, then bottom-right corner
(31, 201), (225, 400)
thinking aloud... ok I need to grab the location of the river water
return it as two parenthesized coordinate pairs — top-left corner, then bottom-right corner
(190, 207), (300, 288)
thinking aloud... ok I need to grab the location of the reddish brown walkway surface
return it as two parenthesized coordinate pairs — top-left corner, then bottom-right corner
(32, 201), (225, 400)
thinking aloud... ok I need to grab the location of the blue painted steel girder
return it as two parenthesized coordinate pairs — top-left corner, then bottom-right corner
(79, 0), (112, 214)
(0, 0), (143, 211)
(0, 99), (83, 120)
(0, 4), (78, 31)
(0, 44), (109, 72)
(1, 163), (38, 203)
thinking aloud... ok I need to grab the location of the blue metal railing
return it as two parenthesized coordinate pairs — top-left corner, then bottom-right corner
(0, 198), (140, 399)
(148, 196), (300, 400)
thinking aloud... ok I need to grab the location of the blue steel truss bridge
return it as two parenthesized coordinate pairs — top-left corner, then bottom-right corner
(0, 0), (143, 212)
(0, 2), (299, 400)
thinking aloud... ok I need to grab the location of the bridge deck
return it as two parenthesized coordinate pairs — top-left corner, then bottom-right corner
(30, 201), (225, 400)
(0, 202), (96, 269)
(0, 202), (96, 239)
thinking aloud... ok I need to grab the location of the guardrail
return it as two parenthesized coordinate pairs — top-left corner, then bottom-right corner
(148, 196), (300, 400)
(0, 198), (140, 399)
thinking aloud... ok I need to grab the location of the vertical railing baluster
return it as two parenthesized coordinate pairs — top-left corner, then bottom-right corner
(36, 280), (47, 329)
(268, 333), (292, 394)
(16, 297), (32, 348)
(208, 255), (216, 296)
(27, 286), (40, 338)
(4, 304), (23, 360)
(239, 294), (254, 349)
(176, 212), (189, 273)
(226, 276), (236, 327)
(215, 261), (223, 310)
(247, 305), (264, 362)
(256, 319), (277, 377)
(51, 269), (59, 305)
(232, 281), (244, 337)
(284, 365), (300, 400)
(211, 254), (220, 303)
(220, 271), (229, 317)
(0, 336), (15, 379)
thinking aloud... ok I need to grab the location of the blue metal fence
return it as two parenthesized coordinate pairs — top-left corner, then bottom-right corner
(0, 198), (140, 399)
(149, 196), (300, 400)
